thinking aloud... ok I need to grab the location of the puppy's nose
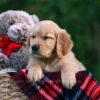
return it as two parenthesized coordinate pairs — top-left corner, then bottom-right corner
(32, 45), (39, 53)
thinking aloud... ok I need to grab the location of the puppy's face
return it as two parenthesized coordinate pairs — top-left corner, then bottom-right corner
(29, 20), (73, 59)
(29, 22), (56, 58)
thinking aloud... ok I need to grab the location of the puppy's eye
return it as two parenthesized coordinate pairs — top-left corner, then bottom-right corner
(44, 36), (54, 40)
(31, 35), (36, 39)
(44, 36), (49, 40)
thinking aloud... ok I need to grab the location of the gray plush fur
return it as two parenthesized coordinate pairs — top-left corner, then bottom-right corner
(0, 10), (39, 70)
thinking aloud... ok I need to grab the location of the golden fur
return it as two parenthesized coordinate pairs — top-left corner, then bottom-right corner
(27, 20), (85, 89)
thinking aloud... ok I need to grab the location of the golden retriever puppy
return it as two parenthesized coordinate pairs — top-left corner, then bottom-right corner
(27, 20), (86, 89)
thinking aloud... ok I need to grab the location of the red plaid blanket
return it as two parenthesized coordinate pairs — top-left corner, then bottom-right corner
(9, 69), (100, 100)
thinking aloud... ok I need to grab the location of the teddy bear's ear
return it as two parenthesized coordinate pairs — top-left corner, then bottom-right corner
(31, 15), (39, 24)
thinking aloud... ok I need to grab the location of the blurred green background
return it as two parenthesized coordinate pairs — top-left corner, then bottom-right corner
(0, 0), (100, 81)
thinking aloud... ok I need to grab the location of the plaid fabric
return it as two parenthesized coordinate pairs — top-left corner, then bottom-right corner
(9, 69), (100, 100)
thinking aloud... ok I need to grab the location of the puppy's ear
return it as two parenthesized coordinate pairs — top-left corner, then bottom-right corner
(56, 29), (73, 58)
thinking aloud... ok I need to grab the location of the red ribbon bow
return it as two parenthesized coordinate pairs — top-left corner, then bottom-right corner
(0, 34), (22, 57)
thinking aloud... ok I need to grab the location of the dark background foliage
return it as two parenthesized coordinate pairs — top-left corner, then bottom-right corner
(0, 0), (100, 81)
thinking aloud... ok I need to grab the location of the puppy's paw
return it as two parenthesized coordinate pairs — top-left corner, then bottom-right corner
(61, 73), (76, 89)
(0, 53), (9, 65)
(28, 67), (43, 82)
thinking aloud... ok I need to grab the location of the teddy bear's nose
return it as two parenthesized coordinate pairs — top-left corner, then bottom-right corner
(32, 45), (39, 53)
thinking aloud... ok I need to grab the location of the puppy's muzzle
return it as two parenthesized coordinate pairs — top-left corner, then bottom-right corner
(32, 45), (39, 54)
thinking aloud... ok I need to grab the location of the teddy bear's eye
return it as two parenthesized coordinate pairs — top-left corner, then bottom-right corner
(9, 22), (13, 25)
(9, 20), (15, 25)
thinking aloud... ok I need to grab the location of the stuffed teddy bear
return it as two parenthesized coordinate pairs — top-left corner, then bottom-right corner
(0, 10), (39, 68)
(0, 10), (39, 99)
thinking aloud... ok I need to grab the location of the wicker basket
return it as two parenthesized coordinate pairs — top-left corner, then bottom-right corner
(0, 45), (29, 100)
(0, 73), (28, 100)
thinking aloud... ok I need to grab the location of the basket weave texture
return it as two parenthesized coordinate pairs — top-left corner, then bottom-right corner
(0, 73), (28, 100)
